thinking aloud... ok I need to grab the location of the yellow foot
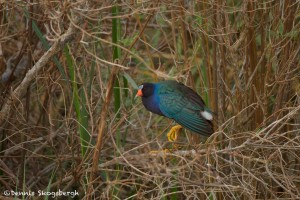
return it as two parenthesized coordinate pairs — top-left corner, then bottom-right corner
(149, 125), (182, 155)
(167, 125), (182, 142)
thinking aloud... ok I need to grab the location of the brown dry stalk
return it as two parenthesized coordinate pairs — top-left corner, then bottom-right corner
(86, 12), (154, 199)
(86, 66), (119, 199)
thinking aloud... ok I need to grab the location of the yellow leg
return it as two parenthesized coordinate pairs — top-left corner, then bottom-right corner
(167, 125), (182, 142)
(149, 125), (182, 155)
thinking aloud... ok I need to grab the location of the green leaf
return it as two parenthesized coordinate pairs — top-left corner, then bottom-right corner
(65, 46), (90, 157)
(123, 72), (138, 89)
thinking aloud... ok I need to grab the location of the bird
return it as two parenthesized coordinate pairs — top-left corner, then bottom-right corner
(136, 80), (214, 142)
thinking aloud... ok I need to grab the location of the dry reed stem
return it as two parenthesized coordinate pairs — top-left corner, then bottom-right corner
(87, 12), (154, 198)
(87, 66), (119, 199)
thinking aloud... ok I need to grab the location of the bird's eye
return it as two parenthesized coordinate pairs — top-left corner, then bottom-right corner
(138, 85), (143, 90)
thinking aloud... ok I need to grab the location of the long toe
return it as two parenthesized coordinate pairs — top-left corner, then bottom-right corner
(167, 125), (182, 142)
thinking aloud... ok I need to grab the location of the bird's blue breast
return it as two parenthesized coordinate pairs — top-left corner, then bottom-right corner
(142, 85), (163, 116)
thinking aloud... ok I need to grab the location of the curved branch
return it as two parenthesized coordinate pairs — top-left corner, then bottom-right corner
(0, 18), (77, 126)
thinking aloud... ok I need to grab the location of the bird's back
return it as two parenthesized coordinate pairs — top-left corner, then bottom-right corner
(156, 80), (214, 136)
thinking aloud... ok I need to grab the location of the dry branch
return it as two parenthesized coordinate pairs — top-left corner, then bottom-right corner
(0, 18), (78, 127)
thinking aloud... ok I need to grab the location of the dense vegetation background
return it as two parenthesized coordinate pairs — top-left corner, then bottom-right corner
(0, 1), (299, 199)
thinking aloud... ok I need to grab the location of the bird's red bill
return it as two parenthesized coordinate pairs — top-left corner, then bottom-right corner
(137, 89), (143, 97)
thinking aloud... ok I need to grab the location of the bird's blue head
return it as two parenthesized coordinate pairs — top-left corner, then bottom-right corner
(136, 83), (155, 97)
(136, 83), (163, 115)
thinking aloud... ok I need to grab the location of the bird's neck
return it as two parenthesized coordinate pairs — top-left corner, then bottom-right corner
(142, 94), (163, 116)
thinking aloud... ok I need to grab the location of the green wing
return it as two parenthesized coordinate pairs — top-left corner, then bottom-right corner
(158, 81), (213, 136)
